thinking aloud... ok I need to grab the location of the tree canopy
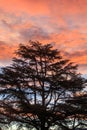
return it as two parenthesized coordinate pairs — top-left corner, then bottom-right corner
(0, 41), (86, 130)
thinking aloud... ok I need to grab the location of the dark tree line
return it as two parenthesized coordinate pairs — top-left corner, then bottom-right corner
(0, 41), (87, 130)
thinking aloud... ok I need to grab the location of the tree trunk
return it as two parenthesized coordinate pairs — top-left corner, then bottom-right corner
(44, 127), (49, 130)
(41, 120), (45, 130)
(40, 117), (49, 130)
(41, 126), (49, 130)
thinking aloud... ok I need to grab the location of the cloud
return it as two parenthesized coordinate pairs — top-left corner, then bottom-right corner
(0, 0), (49, 15)
(0, 0), (87, 74)
(78, 64), (87, 75)
(63, 50), (87, 65)
(0, 0), (87, 32)
(19, 25), (50, 41)
(0, 41), (17, 65)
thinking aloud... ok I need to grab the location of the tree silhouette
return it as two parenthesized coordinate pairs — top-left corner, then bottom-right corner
(62, 92), (87, 130)
(0, 41), (86, 130)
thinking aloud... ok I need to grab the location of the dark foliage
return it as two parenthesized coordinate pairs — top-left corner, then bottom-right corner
(0, 41), (86, 130)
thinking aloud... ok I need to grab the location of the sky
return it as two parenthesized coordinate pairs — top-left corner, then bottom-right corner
(0, 0), (87, 75)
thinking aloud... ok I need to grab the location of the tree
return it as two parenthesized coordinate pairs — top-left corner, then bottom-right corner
(0, 41), (85, 130)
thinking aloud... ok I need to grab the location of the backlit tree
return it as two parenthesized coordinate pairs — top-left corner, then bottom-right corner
(0, 41), (85, 130)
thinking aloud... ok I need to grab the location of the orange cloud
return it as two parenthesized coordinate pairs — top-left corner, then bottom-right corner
(0, 41), (17, 66)
(0, 0), (87, 75)
(0, 0), (49, 15)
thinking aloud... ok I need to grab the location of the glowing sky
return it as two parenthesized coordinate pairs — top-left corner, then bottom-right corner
(0, 0), (87, 74)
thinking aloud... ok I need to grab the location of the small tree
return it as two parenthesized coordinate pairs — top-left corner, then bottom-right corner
(0, 41), (85, 130)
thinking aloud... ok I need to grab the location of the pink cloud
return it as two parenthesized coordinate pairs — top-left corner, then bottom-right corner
(0, 0), (49, 15)
(0, 41), (17, 64)
(0, 0), (87, 74)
